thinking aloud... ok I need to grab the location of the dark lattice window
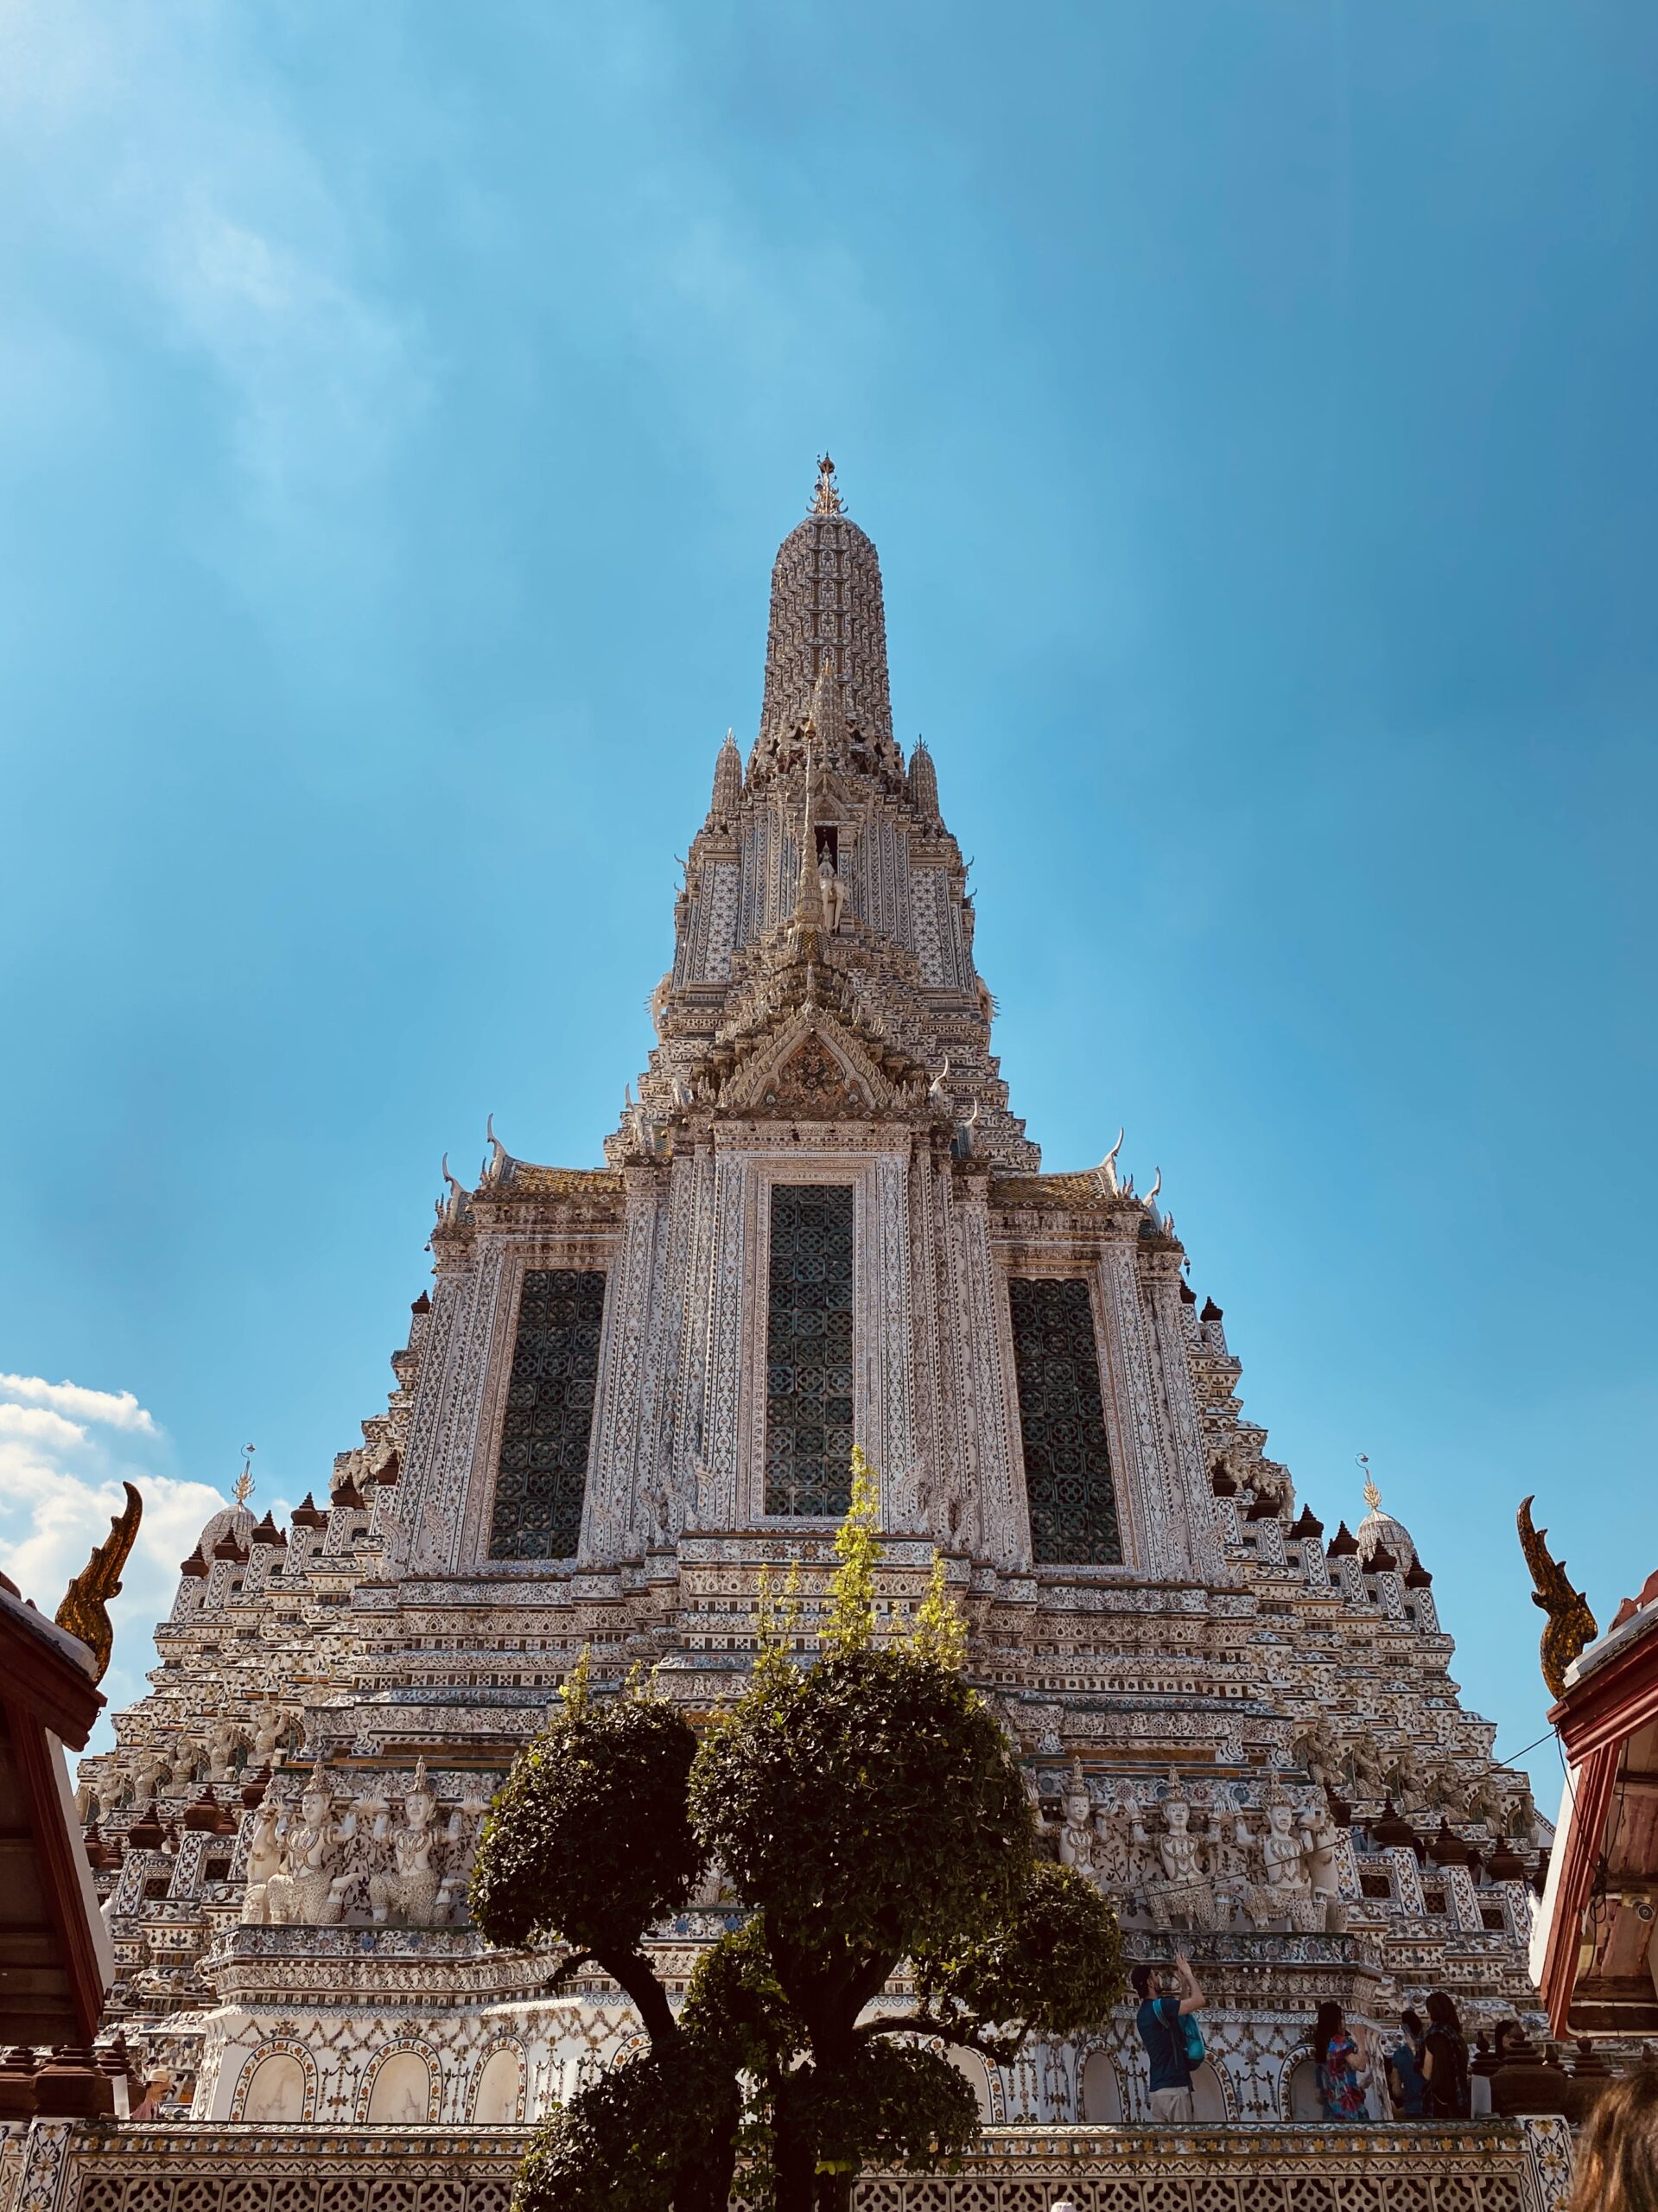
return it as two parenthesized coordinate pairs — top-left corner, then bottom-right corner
(1008, 1275), (1122, 1566)
(765, 1183), (854, 1516)
(487, 1268), (607, 1560)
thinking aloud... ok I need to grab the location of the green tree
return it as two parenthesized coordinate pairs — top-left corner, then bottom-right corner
(471, 1462), (1124, 2212)
(468, 1654), (740, 2212)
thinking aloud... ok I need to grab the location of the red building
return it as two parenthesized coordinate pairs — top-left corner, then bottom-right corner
(1532, 1567), (1658, 2041)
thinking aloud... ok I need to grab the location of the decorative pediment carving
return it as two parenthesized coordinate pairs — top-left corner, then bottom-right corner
(720, 1007), (894, 1119)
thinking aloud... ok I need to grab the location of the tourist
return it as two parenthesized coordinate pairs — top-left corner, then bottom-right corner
(1388, 2008), (1427, 2118)
(1132, 1952), (1206, 2122)
(1313, 2000), (1372, 2121)
(1420, 1991), (1471, 2119)
(1566, 2064), (1658, 2210)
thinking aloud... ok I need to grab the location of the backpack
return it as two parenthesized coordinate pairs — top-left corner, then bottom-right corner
(1181, 2012), (1206, 2067)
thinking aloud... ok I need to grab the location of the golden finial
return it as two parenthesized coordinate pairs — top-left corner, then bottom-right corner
(812, 454), (843, 516)
(1357, 1452), (1381, 1515)
(232, 1443), (256, 1509)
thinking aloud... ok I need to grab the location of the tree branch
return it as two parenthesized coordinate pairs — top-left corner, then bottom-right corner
(861, 2012), (1026, 2066)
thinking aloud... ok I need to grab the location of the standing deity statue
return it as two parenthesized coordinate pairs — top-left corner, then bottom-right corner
(1386, 1747), (1428, 1814)
(816, 851), (848, 934)
(368, 1761), (443, 1928)
(1258, 1785), (1312, 1900)
(1290, 1715), (1345, 1797)
(1302, 1795), (1345, 1929)
(239, 1797), (284, 1924)
(266, 1767), (354, 1927)
(1090, 1797), (1135, 1891)
(1058, 1762), (1095, 1873)
(169, 1738), (200, 1789)
(1155, 1776), (1217, 1929)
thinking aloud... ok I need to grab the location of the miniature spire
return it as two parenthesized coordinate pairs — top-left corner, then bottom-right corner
(710, 728), (742, 820)
(812, 453), (843, 515)
(907, 737), (939, 822)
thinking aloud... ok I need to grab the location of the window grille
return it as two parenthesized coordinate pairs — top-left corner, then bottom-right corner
(1008, 1275), (1122, 1565)
(764, 1184), (854, 1516)
(487, 1268), (606, 1559)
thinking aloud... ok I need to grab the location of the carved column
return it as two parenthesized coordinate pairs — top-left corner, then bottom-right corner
(581, 1167), (665, 1564)
(954, 1172), (1026, 1568)
(1095, 1236), (1190, 1580)
(394, 1238), (508, 1578)
(1145, 1261), (1229, 1585)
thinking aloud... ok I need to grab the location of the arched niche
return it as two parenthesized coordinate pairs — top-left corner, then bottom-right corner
(242, 2053), (306, 2124)
(1286, 2055), (1324, 2121)
(1191, 2058), (1229, 2121)
(473, 2047), (524, 2125)
(367, 2050), (435, 2123)
(1080, 2048), (1122, 2123)
(943, 2045), (994, 2124)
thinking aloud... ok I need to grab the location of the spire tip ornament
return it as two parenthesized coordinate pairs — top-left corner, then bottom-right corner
(1358, 1452), (1381, 1516)
(812, 453), (843, 516)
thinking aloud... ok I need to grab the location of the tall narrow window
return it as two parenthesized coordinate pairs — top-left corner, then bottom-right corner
(765, 1183), (854, 1516)
(1008, 1276), (1122, 1566)
(488, 1268), (606, 1560)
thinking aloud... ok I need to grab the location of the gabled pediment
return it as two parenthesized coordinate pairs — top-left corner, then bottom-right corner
(719, 1007), (894, 1118)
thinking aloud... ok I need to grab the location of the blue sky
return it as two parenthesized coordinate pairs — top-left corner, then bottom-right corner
(0, 2), (1653, 1798)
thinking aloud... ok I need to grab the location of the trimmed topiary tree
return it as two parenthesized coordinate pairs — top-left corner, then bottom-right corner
(471, 1453), (1124, 2212)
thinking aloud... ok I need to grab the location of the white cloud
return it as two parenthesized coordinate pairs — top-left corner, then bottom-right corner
(0, 1374), (224, 1750)
(0, 1371), (157, 1433)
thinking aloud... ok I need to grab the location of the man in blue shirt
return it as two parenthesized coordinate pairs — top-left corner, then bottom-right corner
(1132, 1952), (1206, 2122)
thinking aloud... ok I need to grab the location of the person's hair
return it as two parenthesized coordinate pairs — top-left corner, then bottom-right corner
(1314, 2000), (1344, 2067)
(1568, 2066), (1658, 2212)
(1130, 1963), (1154, 1999)
(1426, 1991), (1462, 2035)
(1401, 2008), (1424, 2041)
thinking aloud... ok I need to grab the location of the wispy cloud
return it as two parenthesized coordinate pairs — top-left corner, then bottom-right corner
(0, 1372), (225, 1747)
(0, 0), (430, 517)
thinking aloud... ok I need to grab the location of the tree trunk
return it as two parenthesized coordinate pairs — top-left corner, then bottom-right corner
(600, 1945), (681, 2049)
(814, 2171), (855, 2212)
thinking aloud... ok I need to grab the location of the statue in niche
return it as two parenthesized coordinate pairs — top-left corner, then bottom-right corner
(1422, 1753), (1469, 1815)
(1290, 1715), (1345, 1798)
(1386, 1747), (1428, 1814)
(1342, 1733), (1386, 1802)
(205, 1720), (245, 1784)
(1463, 1770), (1509, 1830)
(816, 850), (847, 933)
(266, 1766), (354, 1927)
(248, 1706), (291, 1770)
(127, 1744), (165, 1805)
(239, 1796), (284, 1924)
(1058, 1761), (1094, 1873)
(169, 1738), (201, 1789)
(368, 1761), (443, 1927)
